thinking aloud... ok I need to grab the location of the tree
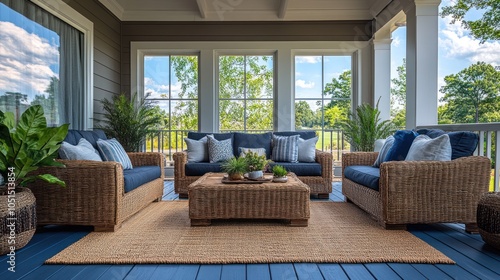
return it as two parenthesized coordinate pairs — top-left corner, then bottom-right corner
(439, 62), (500, 123)
(441, 0), (500, 42)
(390, 59), (406, 128)
(323, 70), (351, 128)
(295, 101), (315, 129)
(32, 76), (59, 124)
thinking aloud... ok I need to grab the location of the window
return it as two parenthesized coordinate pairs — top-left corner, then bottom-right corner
(0, 0), (86, 128)
(144, 55), (199, 158)
(218, 55), (274, 132)
(294, 55), (352, 155)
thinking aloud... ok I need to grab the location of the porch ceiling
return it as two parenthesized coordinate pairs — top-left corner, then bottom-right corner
(98, 0), (391, 21)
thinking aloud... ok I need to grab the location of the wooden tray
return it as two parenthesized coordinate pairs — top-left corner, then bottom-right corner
(221, 175), (273, 184)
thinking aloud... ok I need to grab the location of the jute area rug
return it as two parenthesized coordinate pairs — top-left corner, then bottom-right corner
(46, 201), (453, 264)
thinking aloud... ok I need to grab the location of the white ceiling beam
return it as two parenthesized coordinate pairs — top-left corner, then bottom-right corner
(196, 0), (208, 19)
(278, 0), (289, 19)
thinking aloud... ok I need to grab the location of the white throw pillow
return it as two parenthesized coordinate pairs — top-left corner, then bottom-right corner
(59, 138), (102, 161)
(373, 136), (395, 167)
(184, 136), (209, 162)
(405, 134), (452, 161)
(297, 137), (318, 162)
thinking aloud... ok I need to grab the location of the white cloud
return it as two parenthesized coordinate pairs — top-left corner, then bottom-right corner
(392, 36), (401, 47)
(0, 21), (59, 99)
(295, 56), (321, 64)
(295, 79), (315, 89)
(439, 15), (500, 65)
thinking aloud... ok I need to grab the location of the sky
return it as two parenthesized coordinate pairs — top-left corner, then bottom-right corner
(0, 3), (60, 103)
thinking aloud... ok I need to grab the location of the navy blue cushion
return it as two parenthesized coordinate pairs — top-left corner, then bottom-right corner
(269, 162), (321, 176)
(417, 129), (478, 160)
(185, 163), (223, 176)
(122, 166), (161, 193)
(273, 131), (316, 140)
(234, 132), (272, 159)
(344, 166), (380, 191)
(64, 130), (107, 149)
(384, 130), (418, 162)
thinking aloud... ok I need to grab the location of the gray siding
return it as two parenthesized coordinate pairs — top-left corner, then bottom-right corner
(64, 0), (121, 127)
(120, 20), (372, 94)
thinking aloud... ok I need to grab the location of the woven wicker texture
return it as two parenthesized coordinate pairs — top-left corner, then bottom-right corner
(0, 187), (36, 254)
(478, 192), (500, 249)
(342, 152), (491, 228)
(45, 201), (453, 265)
(174, 149), (333, 196)
(188, 173), (309, 222)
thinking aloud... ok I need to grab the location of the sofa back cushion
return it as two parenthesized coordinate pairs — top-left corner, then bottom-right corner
(233, 132), (272, 159)
(384, 130), (418, 162)
(416, 129), (478, 160)
(64, 129), (107, 148)
(273, 131), (316, 140)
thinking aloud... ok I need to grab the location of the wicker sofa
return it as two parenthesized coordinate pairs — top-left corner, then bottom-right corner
(28, 130), (164, 232)
(342, 148), (490, 232)
(174, 131), (333, 198)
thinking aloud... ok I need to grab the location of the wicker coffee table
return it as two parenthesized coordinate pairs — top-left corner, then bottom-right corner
(188, 172), (310, 226)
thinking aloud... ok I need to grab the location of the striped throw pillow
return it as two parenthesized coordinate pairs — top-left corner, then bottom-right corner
(272, 135), (299, 163)
(96, 138), (133, 170)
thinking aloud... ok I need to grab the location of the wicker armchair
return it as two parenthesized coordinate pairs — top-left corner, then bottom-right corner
(174, 149), (333, 198)
(342, 152), (490, 232)
(28, 152), (164, 232)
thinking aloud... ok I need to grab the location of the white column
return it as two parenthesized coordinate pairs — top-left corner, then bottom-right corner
(373, 37), (392, 121)
(199, 49), (216, 132)
(405, 0), (440, 128)
(276, 49), (294, 131)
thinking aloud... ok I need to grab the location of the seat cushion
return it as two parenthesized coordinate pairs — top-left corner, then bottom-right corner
(123, 166), (162, 193)
(233, 132), (272, 159)
(344, 166), (380, 191)
(269, 162), (321, 176)
(185, 163), (222, 176)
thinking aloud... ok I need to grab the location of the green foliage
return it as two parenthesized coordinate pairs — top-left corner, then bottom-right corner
(221, 157), (248, 175)
(439, 62), (500, 123)
(295, 101), (315, 129)
(338, 102), (396, 152)
(244, 151), (269, 171)
(97, 93), (163, 152)
(390, 59), (406, 126)
(0, 105), (68, 187)
(441, 0), (500, 42)
(272, 165), (288, 177)
(323, 70), (351, 128)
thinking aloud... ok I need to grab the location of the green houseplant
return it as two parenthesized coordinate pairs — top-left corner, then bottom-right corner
(244, 151), (269, 179)
(338, 101), (395, 152)
(0, 105), (69, 254)
(221, 157), (247, 180)
(96, 92), (163, 152)
(272, 165), (288, 183)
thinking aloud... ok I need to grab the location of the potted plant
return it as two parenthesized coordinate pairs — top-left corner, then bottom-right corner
(0, 105), (68, 254)
(244, 151), (269, 179)
(221, 157), (247, 180)
(272, 165), (288, 182)
(96, 92), (163, 152)
(338, 101), (395, 151)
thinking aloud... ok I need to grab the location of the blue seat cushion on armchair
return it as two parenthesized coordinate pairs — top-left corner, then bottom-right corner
(269, 162), (321, 176)
(233, 132), (272, 159)
(344, 166), (380, 191)
(123, 166), (162, 193)
(185, 163), (223, 176)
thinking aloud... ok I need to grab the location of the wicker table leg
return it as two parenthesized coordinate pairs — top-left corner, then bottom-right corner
(191, 219), (211, 226)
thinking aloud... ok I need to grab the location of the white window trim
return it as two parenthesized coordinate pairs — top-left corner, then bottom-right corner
(31, 0), (94, 129)
(131, 41), (368, 132)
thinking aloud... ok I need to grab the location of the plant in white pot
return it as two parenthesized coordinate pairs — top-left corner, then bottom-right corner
(0, 105), (68, 254)
(244, 151), (269, 179)
(272, 165), (288, 183)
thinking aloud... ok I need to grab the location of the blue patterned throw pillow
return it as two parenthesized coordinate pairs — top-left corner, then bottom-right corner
(272, 135), (299, 163)
(207, 135), (234, 163)
(96, 138), (133, 170)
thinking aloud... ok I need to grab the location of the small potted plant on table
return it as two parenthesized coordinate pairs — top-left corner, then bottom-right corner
(244, 151), (269, 179)
(272, 165), (288, 182)
(221, 157), (247, 180)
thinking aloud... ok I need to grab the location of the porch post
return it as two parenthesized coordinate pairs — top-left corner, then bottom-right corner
(373, 33), (392, 121)
(405, 0), (440, 128)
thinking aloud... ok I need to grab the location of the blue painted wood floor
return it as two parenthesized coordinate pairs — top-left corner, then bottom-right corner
(2, 181), (500, 280)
